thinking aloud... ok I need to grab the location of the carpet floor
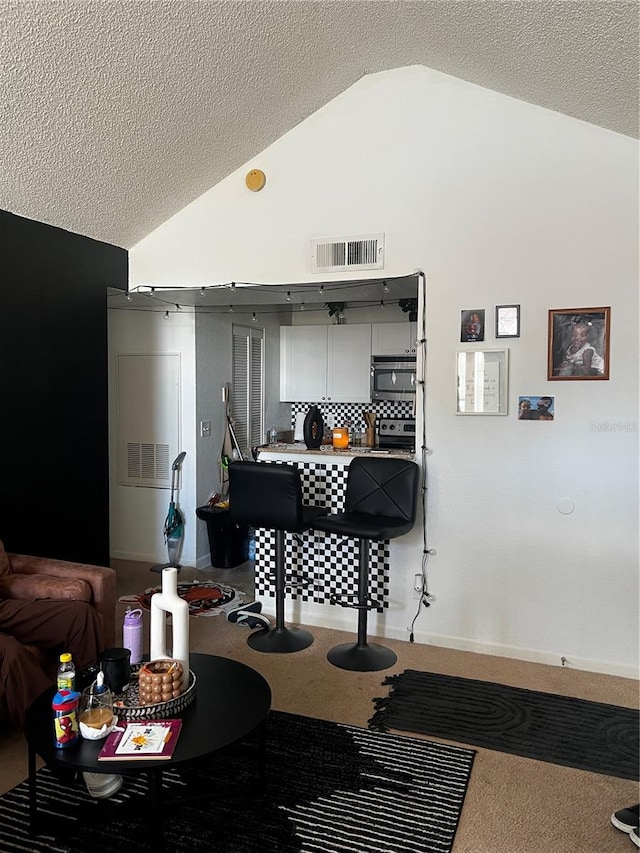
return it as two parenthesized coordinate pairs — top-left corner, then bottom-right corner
(369, 670), (639, 780)
(0, 710), (475, 853)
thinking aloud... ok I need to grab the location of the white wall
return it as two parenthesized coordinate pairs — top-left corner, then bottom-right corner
(128, 66), (639, 677)
(108, 308), (197, 565)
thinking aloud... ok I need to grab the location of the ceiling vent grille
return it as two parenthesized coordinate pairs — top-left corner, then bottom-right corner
(310, 233), (384, 273)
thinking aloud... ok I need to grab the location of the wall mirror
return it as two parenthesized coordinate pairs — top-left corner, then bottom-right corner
(456, 349), (508, 415)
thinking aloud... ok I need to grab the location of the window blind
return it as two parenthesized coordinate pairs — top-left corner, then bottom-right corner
(231, 325), (264, 452)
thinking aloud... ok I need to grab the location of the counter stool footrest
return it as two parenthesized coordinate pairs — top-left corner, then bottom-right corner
(329, 592), (380, 610)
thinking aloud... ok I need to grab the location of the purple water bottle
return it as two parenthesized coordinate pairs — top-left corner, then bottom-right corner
(123, 607), (144, 665)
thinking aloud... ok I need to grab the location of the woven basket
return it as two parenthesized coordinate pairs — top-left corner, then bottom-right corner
(113, 665), (197, 720)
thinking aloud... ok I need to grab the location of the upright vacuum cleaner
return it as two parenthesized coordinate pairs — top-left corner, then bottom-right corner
(150, 451), (187, 573)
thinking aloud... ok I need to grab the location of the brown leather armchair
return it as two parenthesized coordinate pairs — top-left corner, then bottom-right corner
(0, 540), (116, 700)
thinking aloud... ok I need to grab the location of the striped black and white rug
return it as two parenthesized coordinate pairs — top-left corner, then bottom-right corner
(0, 711), (474, 853)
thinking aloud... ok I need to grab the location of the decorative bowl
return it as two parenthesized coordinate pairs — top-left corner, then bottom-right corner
(113, 664), (197, 720)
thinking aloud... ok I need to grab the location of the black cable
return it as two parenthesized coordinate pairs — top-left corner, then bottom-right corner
(409, 270), (430, 643)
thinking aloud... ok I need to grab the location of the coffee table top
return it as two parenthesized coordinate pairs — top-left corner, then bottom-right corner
(26, 653), (272, 773)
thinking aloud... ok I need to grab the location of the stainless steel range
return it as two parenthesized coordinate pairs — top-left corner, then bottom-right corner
(377, 417), (416, 451)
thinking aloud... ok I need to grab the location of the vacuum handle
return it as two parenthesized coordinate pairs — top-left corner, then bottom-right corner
(172, 451), (186, 471)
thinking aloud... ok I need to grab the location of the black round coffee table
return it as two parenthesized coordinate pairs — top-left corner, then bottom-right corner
(26, 653), (271, 845)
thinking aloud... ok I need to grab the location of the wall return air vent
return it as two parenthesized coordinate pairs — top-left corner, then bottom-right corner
(310, 233), (384, 273)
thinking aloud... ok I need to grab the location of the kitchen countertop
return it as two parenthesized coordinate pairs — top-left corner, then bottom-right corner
(258, 443), (415, 461)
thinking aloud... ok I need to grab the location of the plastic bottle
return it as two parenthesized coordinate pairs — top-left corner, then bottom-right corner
(247, 528), (256, 561)
(52, 688), (80, 748)
(123, 607), (144, 665)
(269, 425), (278, 444)
(57, 652), (76, 691)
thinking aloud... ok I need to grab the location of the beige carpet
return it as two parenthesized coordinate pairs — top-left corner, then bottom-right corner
(1, 558), (637, 853)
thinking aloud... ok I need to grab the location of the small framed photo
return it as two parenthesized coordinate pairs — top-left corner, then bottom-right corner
(460, 309), (485, 343)
(496, 304), (520, 338)
(518, 395), (555, 420)
(547, 307), (610, 380)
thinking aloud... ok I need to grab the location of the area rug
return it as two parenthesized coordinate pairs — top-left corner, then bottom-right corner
(119, 579), (247, 617)
(368, 670), (639, 780)
(0, 711), (474, 853)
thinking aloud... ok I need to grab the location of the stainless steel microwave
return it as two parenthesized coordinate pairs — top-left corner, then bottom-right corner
(371, 356), (417, 401)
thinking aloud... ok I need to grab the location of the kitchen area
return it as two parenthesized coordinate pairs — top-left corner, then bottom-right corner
(247, 274), (424, 623)
(108, 272), (425, 636)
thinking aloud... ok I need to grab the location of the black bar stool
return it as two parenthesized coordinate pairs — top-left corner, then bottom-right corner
(313, 456), (419, 671)
(228, 460), (328, 653)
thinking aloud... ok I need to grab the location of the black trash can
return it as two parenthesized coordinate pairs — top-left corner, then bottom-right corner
(196, 505), (249, 569)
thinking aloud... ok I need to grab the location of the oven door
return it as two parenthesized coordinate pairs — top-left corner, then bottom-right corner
(371, 359), (417, 401)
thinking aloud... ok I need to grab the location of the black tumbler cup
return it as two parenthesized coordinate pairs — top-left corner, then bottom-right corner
(100, 647), (131, 694)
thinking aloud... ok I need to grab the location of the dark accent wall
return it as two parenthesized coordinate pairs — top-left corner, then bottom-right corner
(0, 210), (127, 565)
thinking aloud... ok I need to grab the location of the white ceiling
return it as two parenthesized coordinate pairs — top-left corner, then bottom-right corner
(2, 1), (638, 250)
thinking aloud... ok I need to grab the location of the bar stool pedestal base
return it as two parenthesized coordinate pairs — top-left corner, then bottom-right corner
(327, 642), (397, 672)
(248, 626), (314, 654)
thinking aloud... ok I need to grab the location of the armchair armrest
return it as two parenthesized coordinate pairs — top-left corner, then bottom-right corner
(7, 553), (117, 647)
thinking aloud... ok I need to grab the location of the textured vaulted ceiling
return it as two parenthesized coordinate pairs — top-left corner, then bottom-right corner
(1, 1), (638, 249)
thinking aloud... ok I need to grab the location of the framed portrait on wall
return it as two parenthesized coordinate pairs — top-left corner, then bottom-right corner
(547, 307), (610, 380)
(460, 309), (485, 342)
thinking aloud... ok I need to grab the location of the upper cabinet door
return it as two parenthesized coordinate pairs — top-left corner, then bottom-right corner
(280, 325), (328, 401)
(371, 322), (416, 355)
(327, 324), (372, 403)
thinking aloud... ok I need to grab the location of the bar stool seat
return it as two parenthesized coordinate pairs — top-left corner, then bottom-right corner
(314, 456), (419, 671)
(229, 460), (328, 653)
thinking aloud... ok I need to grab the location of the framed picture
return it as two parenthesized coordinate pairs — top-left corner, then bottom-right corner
(547, 307), (610, 380)
(460, 309), (485, 342)
(496, 304), (520, 338)
(518, 395), (555, 421)
(456, 349), (509, 415)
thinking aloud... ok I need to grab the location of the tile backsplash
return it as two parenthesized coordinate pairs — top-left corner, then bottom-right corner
(291, 400), (413, 432)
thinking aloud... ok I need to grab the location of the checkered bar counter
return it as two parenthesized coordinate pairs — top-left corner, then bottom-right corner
(254, 450), (409, 610)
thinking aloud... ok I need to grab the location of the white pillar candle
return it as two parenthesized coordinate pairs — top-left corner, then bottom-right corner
(149, 567), (189, 691)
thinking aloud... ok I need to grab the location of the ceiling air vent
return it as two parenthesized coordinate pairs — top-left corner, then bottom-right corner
(310, 233), (384, 273)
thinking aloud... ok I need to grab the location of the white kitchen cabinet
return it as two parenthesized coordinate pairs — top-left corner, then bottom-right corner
(280, 323), (372, 402)
(371, 321), (417, 355)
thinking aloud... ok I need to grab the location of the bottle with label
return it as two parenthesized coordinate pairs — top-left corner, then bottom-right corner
(57, 652), (76, 691)
(123, 607), (144, 665)
(52, 688), (80, 748)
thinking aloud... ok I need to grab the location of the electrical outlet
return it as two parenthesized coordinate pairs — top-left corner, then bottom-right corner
(200, 420), (211, 437)
(413, 573), (422, 599)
